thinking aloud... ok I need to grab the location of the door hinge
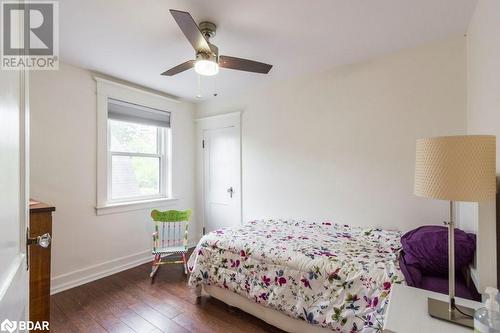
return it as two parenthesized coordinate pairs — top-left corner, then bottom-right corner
(202, 139), (205, 148)
(202, 227), (206, 234)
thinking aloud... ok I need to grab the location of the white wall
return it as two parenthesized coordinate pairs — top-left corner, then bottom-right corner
(196, 36), (467, 231)
(30, 63), (197, 293)
(467, 0), (500, 168)
(460, 0), (500, 290)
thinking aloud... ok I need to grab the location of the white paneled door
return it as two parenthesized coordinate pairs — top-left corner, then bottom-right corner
(0, 69), (29, 327)
(203, 126), (241, 233)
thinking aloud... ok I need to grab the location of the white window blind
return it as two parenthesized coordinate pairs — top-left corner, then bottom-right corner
(108, 98), (171, 128)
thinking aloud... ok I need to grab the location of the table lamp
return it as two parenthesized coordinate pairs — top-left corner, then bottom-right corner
(414, 135), (496, 328)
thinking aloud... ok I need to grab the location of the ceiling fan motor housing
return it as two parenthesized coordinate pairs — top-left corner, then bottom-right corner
(199, 21), (216, 39)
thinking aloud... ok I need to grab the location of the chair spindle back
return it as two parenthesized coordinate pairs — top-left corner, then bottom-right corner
(151, 209), (191, 252)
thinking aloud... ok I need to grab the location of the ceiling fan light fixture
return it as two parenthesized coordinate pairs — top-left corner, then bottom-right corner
(194, 59), (219, 76)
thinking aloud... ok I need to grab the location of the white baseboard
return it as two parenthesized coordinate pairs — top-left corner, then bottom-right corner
(50, 250), (152, 295)
(51, 241), (200, 295)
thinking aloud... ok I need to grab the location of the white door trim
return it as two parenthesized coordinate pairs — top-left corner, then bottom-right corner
(195, 112), (242, 238)
(194, 111), (242, 126)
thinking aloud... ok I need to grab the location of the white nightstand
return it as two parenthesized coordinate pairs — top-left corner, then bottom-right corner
(383, 284), (484, 333)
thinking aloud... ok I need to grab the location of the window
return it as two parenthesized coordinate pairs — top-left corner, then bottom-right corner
(95, 77), (179, 215)
(107, 99), (171, 203)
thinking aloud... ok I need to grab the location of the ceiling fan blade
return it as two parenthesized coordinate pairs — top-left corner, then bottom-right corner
(219, 56), (273, 74)
(161, 60), (195, 76)
(170, 9), (211, 54)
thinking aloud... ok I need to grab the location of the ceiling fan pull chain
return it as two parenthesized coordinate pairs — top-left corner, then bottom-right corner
(213, 76), (218, 97)
(196, 73), (202, 99)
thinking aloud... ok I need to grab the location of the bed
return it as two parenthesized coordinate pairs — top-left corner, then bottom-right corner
(187, 219), (404, 332)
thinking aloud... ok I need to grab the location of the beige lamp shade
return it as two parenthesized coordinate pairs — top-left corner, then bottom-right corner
(414, 135), (496, 202)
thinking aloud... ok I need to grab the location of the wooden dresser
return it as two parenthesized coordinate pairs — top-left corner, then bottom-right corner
(29, 200), (55, 328)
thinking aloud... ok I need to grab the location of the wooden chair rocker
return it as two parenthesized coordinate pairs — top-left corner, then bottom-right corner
(150, 209), (191, 280)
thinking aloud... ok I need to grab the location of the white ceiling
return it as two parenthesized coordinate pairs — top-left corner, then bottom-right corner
(59, 0), (477, 101)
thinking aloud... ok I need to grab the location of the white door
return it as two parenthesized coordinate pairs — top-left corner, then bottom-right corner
(0, 65), (29, 328)
(203, 126), (241, 233)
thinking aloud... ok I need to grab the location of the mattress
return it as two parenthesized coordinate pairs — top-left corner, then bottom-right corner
(188, 219), (405, 332)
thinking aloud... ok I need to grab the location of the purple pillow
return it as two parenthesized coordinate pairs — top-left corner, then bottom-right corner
(399, 254), (423, 287)
(401, 225), (476, 276)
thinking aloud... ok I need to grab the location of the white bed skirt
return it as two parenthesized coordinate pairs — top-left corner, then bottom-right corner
(203, 284), (333, 333)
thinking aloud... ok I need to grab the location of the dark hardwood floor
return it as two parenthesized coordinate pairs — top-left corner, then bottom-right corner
(50, 256), (285, 333)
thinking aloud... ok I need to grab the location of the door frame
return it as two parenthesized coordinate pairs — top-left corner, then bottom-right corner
(195, 111), (242, 239)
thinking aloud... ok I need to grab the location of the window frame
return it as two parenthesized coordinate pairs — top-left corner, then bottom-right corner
(95, 76), (178, 215)
(107, 119), (168, 204)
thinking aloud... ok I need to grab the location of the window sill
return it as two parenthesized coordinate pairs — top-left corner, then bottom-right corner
(95, 197), (179, 215)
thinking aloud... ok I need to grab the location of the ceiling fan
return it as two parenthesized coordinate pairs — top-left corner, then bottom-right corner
(162, 9), (273, 77)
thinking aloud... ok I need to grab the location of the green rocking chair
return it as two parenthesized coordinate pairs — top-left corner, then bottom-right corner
(150, 209), (191, 279)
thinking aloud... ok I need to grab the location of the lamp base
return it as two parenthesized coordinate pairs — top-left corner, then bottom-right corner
(428, 298), (474, 328)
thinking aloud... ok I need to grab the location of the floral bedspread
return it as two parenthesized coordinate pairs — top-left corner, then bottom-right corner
(187, 219), (404, 332)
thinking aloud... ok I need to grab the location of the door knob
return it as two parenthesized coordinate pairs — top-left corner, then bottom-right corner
(26, 228), (51, 270)
(227, 187), (234, 198)
(27, 232), (51, 248)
